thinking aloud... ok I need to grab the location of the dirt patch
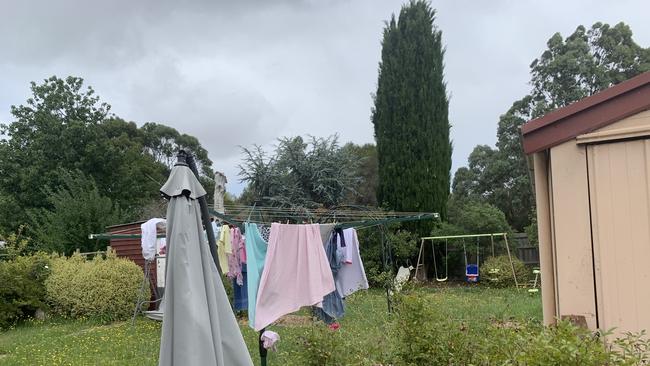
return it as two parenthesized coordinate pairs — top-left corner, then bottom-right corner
(274, 315), (313, 327)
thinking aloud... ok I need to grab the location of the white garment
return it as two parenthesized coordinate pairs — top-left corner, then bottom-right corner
(141, 218), (165, 261)
(393, 266), (414, 293)
(335, 228), (369, 297)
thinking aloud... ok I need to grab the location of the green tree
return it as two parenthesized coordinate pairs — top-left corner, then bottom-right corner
(141, 122), (213, 177)
(0, 76), (215, 235)
(238, 135), (360, 212)
(342, 143), (378, 206)
(372, 1), (452, 228)
(453, 22), (650, 231)
(447, 198), (511, 235)
(28, 170), (130, 255)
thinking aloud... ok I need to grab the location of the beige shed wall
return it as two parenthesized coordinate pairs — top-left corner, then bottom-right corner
(594, 109), (650, 132)
(548, 140), (597, 329)
(584, 111), (650, 337)
(587, 139), (650, 337)
(533, 152), (557, 326)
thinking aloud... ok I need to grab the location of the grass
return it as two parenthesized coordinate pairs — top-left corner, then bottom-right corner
(0, 286), (541, 366)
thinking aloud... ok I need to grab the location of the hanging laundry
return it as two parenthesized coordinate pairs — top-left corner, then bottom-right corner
(217, 226), (232, 274)
(258, 224), (271, 242)
(141, 218), (165, 261)
(244, 223), (268, 329)
(233, 264), (248, 311)
(335, 228), (369, 297)
(228, 227), (245, 285)
(314, 228), (346, 324)
(240, 234), (247, 264)
(319, 223), (336, 246)
(254, 223), (334, 331)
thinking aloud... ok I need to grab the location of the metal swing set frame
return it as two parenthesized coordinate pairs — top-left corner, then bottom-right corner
(414, 232), (519, 287)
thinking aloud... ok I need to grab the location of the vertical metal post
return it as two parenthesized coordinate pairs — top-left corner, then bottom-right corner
(259, 330), (268, 366)
(184, 151), (222, 275)
(414, 238), (425, 280)
(381, 228), (392, 313)
(490, 234), (495, 257)
(503, 233), (519, 287)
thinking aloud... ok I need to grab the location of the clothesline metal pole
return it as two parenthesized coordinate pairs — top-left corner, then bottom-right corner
(420, 233), (508, 240)
(88, 233), (166, 240)
(381, 227), (392, 313)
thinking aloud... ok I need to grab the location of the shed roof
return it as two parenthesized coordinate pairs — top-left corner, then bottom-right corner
(521, 71), (650, 154)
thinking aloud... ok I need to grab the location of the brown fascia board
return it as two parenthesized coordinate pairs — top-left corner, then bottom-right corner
(521, 71), (650, 154)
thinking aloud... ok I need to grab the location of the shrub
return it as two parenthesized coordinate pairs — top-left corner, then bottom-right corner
(295, 325), (346, 366)
(391, 293), (477, 365)
(390, 292), (650, 365)
(358, 226), (418, 287)
(28, 170), (132, 255)
(45, 249), (146, 322)
(0, 253), (50, 329)
(483, 255), (531, 288)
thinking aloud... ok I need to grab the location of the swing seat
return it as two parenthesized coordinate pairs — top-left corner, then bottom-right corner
(466, 264), (479, 283)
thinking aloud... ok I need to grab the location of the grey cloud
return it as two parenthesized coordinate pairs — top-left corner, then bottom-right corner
(2, 0), (650, 195)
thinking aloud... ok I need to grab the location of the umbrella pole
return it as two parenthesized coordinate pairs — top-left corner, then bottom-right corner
(184, 152), (222, 275)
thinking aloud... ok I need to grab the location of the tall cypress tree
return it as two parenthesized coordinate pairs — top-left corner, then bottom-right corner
(372, 1), (452, 228)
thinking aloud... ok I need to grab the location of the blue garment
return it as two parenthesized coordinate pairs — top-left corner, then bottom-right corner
(233, 264), (248, 311)
(314, 228), (346, 323)
(244, 223), (268, 329)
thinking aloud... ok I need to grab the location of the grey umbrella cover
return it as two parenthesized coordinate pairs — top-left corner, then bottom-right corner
(158, 164), (253, 366)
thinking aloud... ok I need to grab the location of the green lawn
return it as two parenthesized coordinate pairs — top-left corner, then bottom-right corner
(0, 287), (541, 366)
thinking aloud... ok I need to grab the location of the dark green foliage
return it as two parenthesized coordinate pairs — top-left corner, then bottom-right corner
(341, 143), (378, 206)
(453, 22), (650, 231)
(28, 170), (131, 255)
(0, 76), (213, 243)
(525, 215), (539, 246)
(391, 292), (650, 365)
(446, 198), (512, 235)
(238, 135), (360, 211)
(0, 253), (50, 329)
(452, 97), (535, 231)
(372, 1), (452, 227)
(358, 227), (418, 287)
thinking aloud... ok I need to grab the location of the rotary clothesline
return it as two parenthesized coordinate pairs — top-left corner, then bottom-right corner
(88, 210), (437, 240)
(210, 205), (439, 230)
(89, 206), (439, 366)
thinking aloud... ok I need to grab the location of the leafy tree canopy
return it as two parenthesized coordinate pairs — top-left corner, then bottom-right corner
(453, 22), (650, 231)
(238, 135), (360, 211)
(341, 143), (378, 207)
(0, 76), (213, 240)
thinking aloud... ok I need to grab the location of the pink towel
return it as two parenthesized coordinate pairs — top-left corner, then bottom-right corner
(254, 223), (335, 331)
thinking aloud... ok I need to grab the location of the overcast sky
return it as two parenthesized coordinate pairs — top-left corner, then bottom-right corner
(2, 0), (649, 195)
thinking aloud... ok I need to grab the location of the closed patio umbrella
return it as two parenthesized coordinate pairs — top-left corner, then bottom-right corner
(158, 152), (253, 366)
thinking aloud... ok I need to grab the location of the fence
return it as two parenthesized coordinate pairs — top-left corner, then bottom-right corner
(512, 233), (539, 266)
